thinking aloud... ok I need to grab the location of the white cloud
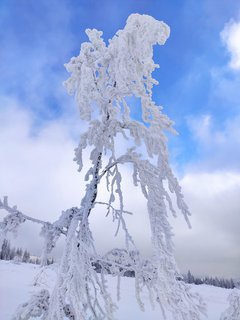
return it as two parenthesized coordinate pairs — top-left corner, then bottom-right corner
(209, 66), (240, 110)
(1, 100), (239, 278)
(221, 19), (240, 70)
(186, 114), (240, 171)
(0, 99), (83, 221)
(172, 171), (240, 278)
(91, 168), (240, 278)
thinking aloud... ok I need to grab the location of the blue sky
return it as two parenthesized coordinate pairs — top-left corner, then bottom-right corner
(0, 0), (240, 277)
(1, 0), (240, 168)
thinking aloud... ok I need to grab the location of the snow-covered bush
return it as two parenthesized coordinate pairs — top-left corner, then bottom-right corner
(220, 288), (240, 320)
(13, 289), (50, 320)
(0, 13), (206, 320)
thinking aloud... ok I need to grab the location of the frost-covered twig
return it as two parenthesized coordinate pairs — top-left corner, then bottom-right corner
(94, 201), (133, 216)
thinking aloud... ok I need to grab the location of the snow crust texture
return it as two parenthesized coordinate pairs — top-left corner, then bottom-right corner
(0, 261), (232, 320)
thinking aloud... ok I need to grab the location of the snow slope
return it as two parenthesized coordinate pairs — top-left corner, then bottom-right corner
(0, 260), (230, 319)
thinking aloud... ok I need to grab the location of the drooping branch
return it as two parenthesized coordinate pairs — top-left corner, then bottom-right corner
(0, 197), (83, 265)
(0, 196), (82, 237)
(0, 196), (48, 227)
(98, 157), (124, 181)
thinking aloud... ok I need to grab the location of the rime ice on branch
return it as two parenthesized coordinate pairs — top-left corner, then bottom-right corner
(1, 13), (206, 320)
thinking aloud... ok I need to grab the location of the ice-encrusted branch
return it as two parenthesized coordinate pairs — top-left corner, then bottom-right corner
(0, 197), (82, 265)
(0, 196), (46, 227)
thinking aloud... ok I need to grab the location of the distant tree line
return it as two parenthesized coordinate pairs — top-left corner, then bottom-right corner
(0, 241), (236, 290)
(184, 270), (235, 289)
(0, 239), (53, 265)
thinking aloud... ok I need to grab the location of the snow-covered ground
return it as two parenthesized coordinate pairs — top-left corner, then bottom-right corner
(0, 260), (231, 319)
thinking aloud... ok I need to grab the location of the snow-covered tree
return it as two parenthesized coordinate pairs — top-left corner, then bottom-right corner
(22, 250), (30, 263)
(0, 13), (206, 320)
(10, 246), (16, 260)
(0, 238), (11, 260)
(187, 270), (195, 284)
(220, 289), (240, 320)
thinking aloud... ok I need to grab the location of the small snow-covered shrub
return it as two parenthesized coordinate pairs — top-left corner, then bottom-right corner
(220, 288), (240, 320)
(13, 289), (50, 320)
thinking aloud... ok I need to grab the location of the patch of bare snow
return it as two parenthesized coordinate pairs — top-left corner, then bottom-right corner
(0, 260), (231, 319)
